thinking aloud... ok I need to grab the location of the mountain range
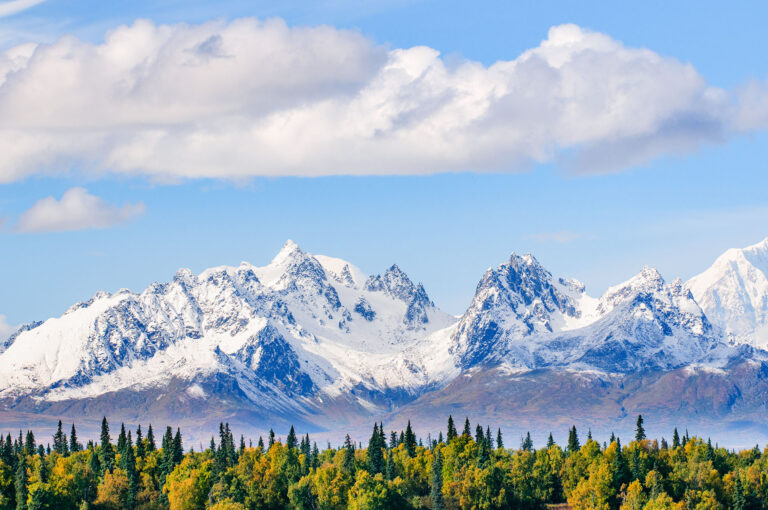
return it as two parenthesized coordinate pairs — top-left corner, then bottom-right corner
(2, 238), (768, 446)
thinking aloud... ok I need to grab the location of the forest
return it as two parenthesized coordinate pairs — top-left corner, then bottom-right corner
(0, 414), (763, 509)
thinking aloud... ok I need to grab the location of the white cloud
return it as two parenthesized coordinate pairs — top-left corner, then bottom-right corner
(15, 187), (145, 232)
(0, 314), (15, 341)
(0, 19), (764, 182)
(0, 0), (45, 18)
(526, 231), (583, 244)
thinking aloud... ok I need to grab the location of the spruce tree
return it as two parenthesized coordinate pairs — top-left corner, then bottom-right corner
(390, 431), (398, 449)
(172, 428), (183, 466)
(368, 423), (384, 475)
(239, 435), (246, 457)
(268, 429), (275, 449)
(100, 417), (114, 473)
(496, 428), (504, 450)
(446, 416), (457, 442)
(485, 426), (492, 450)
(474, 424), (484, 444)
(342, 435), (355, 474)
(522, 432), (533, 451)
(69, 424), (80, 454)
(438, 432), (444, 445)
(53, 421), (65, 455)
(635, 415), (646, 441)
(547, 433), (555, 449)
(672, 428), (680, 449)
(312, 442), (320, 469)
(15, 453), (27, 510)
(462, 418), (471, 438)
(146, 424), (156, 452)
(257, 437), (264, 453)
(117, 423), (127, 453)
(404, 421), (416, 458)
(24, 431), (35, 455)
(567, 426), (580, 454)
(287, 426), (297, 450)
(612, 437), (628, 492)
(386, 449), (396, 481)
(135, 425), (145, 459)
(431, 448), (445, 510)
(120, 438), (138, 508)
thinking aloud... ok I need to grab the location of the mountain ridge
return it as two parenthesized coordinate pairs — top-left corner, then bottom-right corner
(2, 238), (768, 442)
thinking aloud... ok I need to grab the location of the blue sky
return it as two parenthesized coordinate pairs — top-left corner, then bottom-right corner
(1, 0), (768, 327)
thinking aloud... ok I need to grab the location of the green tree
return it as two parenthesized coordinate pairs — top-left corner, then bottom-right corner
(431, 448), (445, 510)
(635, 415), (646, 442)
(368, 423), (384, 475)
(446, 416), (457, 443)
(100, 417), (115, 473)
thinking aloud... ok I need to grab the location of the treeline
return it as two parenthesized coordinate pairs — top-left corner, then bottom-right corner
(0, 414), (764, 509)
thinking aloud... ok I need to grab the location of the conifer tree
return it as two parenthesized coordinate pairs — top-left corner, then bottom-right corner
(635, 415), (646, 441)
(368, 423), (384, 475)
(446, 416), (457, 442)
(587, 429), (592, 441)
(117, 423), (127, 453)
(239, 435), (246, 456)
(612, 437), (629, 492)
(390, 431), (398, 449)
(475, 424), (484, 444)
(462, 417), (471, 437)
(485, 426), (492, 450)
(257, 437), (264, 453)
(496, 428), (504, 449)
(100, 417), (114, 473)
(312, 442), (320, 469)
(547, 433), (555, 448)
(386, 449), (396, 481)
(268, 429), (275, 448)
(404, 421), (416, 458)
(15, 453), (27, 510)
(146, 424), (156, 452)
(342, 435), (355, 474)
(610, 432), (616, 444)
(135, 425), (145, 459)
(438, 431), (444, 445)
(120, 437), (138, 508)
(173, 428), (183, 465)
(567, 426), (580, 454)
(53, 421), (65, 455)
(431, 448), (445, 510)
(24, 431), (35, 455)
(522, 432), (533, 451)
(69, 424), (80, 454)
(672, 428), (680, 449)
(287, 426), (297, 450)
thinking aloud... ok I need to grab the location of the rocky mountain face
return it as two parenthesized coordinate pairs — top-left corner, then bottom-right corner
(2, 238), (768, 443)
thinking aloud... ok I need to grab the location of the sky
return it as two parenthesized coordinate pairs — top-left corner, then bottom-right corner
(1, 0), (768, 331)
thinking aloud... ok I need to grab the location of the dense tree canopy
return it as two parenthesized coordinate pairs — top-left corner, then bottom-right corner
(0, 415), (763, 509)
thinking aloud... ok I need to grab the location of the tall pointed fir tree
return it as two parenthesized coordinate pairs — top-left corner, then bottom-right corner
(368, 423), (385, 475)
(100, 417), (114, 473)
(120, 435), (138, 508)
(69, 424), (80, 454)
(172, 428), (183, 466)
(462, 418), (471, 438)
(146, 424), (156, 452)
(547, 433), (555, 449)
(287, 426), (298, 450)
(672, 428), (680, 449)
(567, 426), (580, 454)
(15, 452), (28, 510)
(431, 448), (445, 510)
(117, 423), (127, 453)
(24, 431), (35, 455)
(475, 424), (484, 445)
(496, 428), (504, 449)
(53, 421), (66, 455)
(447, 416), (457, 442)
(135, 425), (145, 459)
(268, 429), (275, 449)
(405, 421), (417, 458)
(635, 415), (646, 441)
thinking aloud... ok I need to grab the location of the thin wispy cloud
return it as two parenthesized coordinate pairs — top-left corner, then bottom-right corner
(0, 0), (45, 18)
(15, 187), (145, 233)
(0, 19), (765, 183)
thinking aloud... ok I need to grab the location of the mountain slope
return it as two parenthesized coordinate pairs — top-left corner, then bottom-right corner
(688, 237), (768, 348)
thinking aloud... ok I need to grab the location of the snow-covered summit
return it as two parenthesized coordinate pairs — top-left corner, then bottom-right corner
(688, 237), (768, 348)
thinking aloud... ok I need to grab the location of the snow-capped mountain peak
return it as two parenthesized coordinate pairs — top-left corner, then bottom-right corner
(688, 237), (768, 347)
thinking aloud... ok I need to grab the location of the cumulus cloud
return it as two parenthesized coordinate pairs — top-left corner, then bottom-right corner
(15, 187), (145, 232)
(0, 0), (45, 18)
(0, 19), (764, 181)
